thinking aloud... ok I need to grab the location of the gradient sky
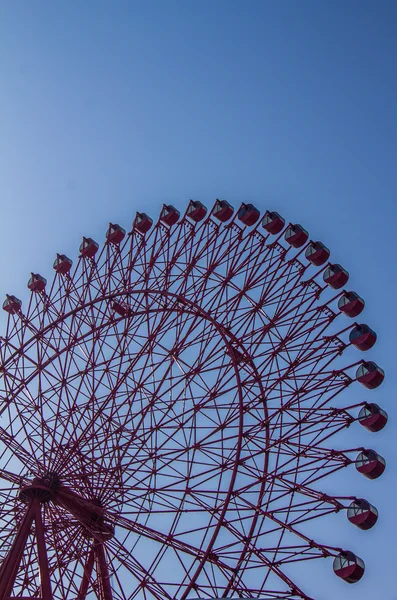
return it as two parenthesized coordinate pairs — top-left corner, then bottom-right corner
(0, 2), (396, 599)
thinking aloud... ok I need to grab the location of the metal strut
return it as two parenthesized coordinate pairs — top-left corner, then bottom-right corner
(0, 498), (53, 600)
(76, 542), (114, 600)
(94, 542), (113, 600)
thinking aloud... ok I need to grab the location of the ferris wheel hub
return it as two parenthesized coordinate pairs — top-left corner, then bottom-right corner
(18, 472), (60, 503)
(0, 200), (388, 597)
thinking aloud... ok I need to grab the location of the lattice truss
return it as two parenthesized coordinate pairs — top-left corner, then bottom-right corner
(0, 202), (384, 600)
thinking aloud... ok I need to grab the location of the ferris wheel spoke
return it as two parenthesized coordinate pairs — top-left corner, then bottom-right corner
(110, 511), (255, 599)
(0, 424), (43, 474)
(104, 534), (174, 600)
(0, 201), (386, 598)
(0, 466), (28, 487)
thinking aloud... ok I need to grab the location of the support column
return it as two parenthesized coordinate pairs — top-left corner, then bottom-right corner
(34, 502), (53, 600)
(77, 545), (95, 600)
(0, 501), (35, 599)
(94, 542), (113, 600)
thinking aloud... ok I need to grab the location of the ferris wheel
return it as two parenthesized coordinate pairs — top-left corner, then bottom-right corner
(0, 199), (387, 600)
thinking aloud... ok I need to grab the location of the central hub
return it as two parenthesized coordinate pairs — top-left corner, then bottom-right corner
(19, 471), (60, 503)
(80, 498), (115, 540)
(19, 475), (115, 540)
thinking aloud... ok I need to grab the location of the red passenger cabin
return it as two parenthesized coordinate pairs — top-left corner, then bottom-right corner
(133, 213), (153, 234)
(160, 205), (180, 227)
(284, 224), (309, 248)
(338, 291), (365, 317)
(333, 551), (365, 583)
(27, 273), (47, 293)
(262, 211), (285, 235)
(212, 199), (234, 222)
(355, 449), (386, 479)
(107, 223), (126, 245)
(53, 254), (73, 275)
(323, 264), (349, 289)
(305, 241), (330, 266)
(237, 203), (260, 226)
(80, 238), (99, 259)
(356, 361), (385, 389)
(187, 200), (207, 222)
(358, 403), (388, 432)
(349, 324), (377, 351)
(2, 295), (22, 315)
(347, 499), (378, 530)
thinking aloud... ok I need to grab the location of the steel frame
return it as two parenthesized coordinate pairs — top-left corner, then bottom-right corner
(0, 201), (384, 599)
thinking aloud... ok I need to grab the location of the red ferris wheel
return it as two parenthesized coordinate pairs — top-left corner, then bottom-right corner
(0, 200), (387, 600)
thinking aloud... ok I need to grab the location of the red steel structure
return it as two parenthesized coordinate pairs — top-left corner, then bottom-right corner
(0, 200), (387, 600)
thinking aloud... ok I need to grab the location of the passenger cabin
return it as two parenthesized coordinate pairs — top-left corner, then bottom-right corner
(358, 403), (388, 432)
(187, 200), (207, 222)
(355, 449), (386, 479)
(333, 551), (365, 583)
(356, 361), (385, 389)
(262, 211), (285, 235)
(212, 199), (234, 222)
(349, 324), (377, 351)
(107, 223), (126, 245)
(305, 241), (330, 266)
(53, 254), (73, 275)
(80, 238), (99, 259)
(338, 291), (365, 317)
(237, 203), (260, 226)
(160, 205), (180, 227)
(284, 224), (309, 248)
(323, 264), (349, 289)
(2, 295), (22, 315)
(347, 499), (378, 530)
(133, 213), (153, 234)
(28, 273), (47, 293)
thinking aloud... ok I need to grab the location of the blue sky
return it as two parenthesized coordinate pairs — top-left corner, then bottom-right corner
(0, 2), (396, 599)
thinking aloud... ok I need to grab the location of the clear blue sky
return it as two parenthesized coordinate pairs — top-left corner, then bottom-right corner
(0, 2), (396, 599)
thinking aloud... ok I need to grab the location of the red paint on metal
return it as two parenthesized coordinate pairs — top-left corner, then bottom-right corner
(160, 204), (180, 227)
(333, 551), (365, 583)
(323, 264), (349, 289)
(349, 324), (377, 351)
(262, 210), (285, 234)
(356, 449), (386, 479)
(34, 502), (53, 600)
(305, 241), (330, 266)
(338, 291), (365, 317)
(356, 361), (385, 388)
(187, 200), (207, 222)
(77, 545), (96, 600)
(0, 200), (387, 598)
(107, 223), (126, 245)
(358, 403), (388, 432)
(347, 499), (378, 530)
(212, 198), (233, 221)
(80, 237), (99, 259)
(237, 203), (260, 226)
(133, 212), (153, 233)
(284, 224), (309, 247)
(27, 273), (47, 293)
(0, 502), (36, 599)
(95, 542), (113, 600)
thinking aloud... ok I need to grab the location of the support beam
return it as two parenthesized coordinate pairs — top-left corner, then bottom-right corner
(0, 499), (53, 600)
(94, 542), (113, 600)
(53, 487), (113, 539)
(0, 501), (35, 599)
(77, 545), (95, 600)
(34, 503), (53, 600)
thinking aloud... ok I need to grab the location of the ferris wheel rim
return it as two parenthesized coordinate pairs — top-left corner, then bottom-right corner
(0, 199), (387, 599)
